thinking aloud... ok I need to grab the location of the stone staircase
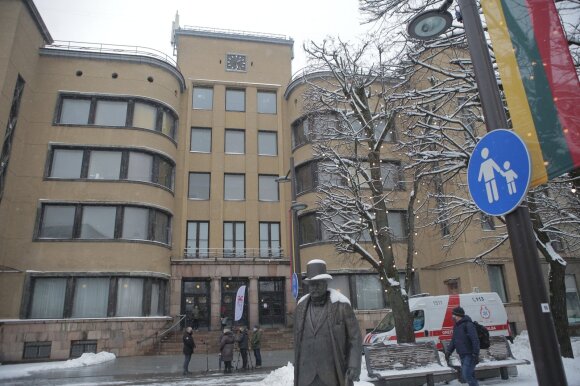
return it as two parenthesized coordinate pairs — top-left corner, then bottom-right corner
(150, 327), (294, 355)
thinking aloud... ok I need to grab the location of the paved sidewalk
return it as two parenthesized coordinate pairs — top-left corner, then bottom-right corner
(3, 349), (294, 385)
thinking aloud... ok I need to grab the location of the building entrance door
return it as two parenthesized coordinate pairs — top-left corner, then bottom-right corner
(221, 278), (248, 328)
(181, 279), (210, 330)
(258, 277), (285, 327)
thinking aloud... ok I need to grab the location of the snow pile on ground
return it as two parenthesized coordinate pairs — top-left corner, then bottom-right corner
(0, 352), (115, 380)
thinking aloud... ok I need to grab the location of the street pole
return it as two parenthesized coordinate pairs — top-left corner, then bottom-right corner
(457, 1), (568, 385)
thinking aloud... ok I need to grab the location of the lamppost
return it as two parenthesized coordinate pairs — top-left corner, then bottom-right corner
(277, 156), (307, 300)
(408, 2), (567, 385)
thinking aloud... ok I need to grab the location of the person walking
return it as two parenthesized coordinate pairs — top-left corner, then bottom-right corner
(445, 306), (480, 386)
(182, 327), (196, 375)
(236, 326), (249, 370)
(251, 324), (263, 368)
(220, 328), (235, 374)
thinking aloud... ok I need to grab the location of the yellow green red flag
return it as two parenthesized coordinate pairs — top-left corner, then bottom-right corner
(481, 0), (580, 187)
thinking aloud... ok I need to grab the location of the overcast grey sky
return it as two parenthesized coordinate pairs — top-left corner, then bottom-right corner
(33, 0), (370, 73)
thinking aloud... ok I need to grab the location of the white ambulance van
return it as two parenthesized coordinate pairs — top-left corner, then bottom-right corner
(363, 292), (511, 350)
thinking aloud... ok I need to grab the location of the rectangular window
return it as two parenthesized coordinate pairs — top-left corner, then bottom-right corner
(122, 207), (149, 240)
(50, 149), (83, 178)
(258, 131), (277, 156)
(257, 91), (276, 114)
(259, 222), (281, 257)
(565, 275), (580, 324)
(132, 102), (157, 130)
(88, 151), (122, 180)
(116, 278), (144, 317)
(259, 175), (279, 201)
(329, 275), (351, 300)
(23, 342), (52, 360)
(299, 213), (321, 245)
(80, 206), (117, 239)
(488, 265), (508, 302)
(161, 110), (175, 138)
(188, 172), (210, 200)
(72, 278), (110, 318)
(94, 100), (127, 126)
(374, 119), (396, 142)
(191, 127), (212, 153)
(291, 118), (310, 148)
(225, 129), (245, 154)
(224, 222), (245, 257)
(481, 213), (495, 231)
(153, 211), (170, 244)
(60, 98), (91, 125)
(30, 278), (67, 319)
(70, 340), (97, 358)
(224, 174), (245, 200)
(295, 162), (315, 194)
(39, 205), (76, 238)
(127, 152), (153, 182)
(387, 210), (408, 240)
(355, 275), (385, 310)
(193, 87), (213, 110)
(150, 281), (161, 316)
(381, 162), (402, 190)
(186, 221), (209, 258)
(157, 158), (174, 189)
(226, 89), (245, 112)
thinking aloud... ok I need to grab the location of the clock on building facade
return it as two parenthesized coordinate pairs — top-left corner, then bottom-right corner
(226, 53), (247, 71)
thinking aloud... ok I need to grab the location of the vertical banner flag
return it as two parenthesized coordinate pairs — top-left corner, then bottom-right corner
(234, 285), (246, 321)
(482, 0), (580, 187)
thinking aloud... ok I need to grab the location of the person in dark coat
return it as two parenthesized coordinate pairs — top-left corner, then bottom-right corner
(294, 259), (362, 386)
(236, 326), (249, 370)
(445, 306), (480, 386)
(251, 324), (263, 368)
(182, 327), (196, 375)
(220, 328), (235, 374)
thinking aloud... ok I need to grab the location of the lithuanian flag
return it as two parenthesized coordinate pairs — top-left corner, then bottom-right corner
(481, 0), (580, 187)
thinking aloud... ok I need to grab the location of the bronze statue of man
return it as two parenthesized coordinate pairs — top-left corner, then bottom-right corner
(294, 259), (362, 386)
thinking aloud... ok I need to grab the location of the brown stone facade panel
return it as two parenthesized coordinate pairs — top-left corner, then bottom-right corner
(0, 317), (171, 363)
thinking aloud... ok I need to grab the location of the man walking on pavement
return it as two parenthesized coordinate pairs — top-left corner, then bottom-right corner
(251, 324), (263, 368)
(445, 306), (480, 386)
(182, 327), (196, 375)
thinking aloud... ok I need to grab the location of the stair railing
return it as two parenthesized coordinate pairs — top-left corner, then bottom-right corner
(138, 314), (186, 354)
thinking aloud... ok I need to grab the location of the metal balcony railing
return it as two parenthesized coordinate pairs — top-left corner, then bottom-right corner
(182, 248), (287, 260)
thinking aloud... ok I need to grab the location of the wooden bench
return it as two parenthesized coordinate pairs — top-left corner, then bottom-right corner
(364, 342), (456, 386)
(444, 335), (530, 381)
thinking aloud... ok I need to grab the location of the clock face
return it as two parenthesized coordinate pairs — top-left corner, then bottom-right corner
(226, 54), (247, 71)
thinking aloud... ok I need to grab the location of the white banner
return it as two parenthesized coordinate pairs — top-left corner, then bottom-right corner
(234, 285), (246, 321)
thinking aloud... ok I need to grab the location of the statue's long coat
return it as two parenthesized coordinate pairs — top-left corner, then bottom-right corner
(293, 289), (362, 386)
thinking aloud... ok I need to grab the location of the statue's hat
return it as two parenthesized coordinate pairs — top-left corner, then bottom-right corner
(303, 259), (333, 281)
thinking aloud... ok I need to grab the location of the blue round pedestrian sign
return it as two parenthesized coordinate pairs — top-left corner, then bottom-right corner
(291, 273), (299, 300)
(467, 129), (531, 216)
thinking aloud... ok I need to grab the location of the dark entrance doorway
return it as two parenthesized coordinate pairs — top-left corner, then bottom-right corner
(221, 277), (249, 328)
(258, 277), (285, 327)
(182, 279), (211, 330)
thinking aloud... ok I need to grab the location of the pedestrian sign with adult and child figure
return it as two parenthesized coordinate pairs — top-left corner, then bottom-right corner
(467, 129), (531, 216)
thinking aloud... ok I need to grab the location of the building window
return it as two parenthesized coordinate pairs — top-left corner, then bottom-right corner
(295, 162), (316, 194)
(298, 212), (323, 245)
(445, 278), (460, 295)
(380, 161), (403, 190)
(387, 210), (408, 240)
(481, 213), (495, 230)
(258, 131), (277, 156)
(70, 340), (97, 358)
(190, 127), (212, 153)
(224, 222), (245, 257)
(565, 275), (580, 324)
(182, 279), (211, 329)
(56, 94), (178, 140)
(48, 146), (174, 190)
(258, 278), (285, 326)
(291, 117), (310, 148)
(23, 342), (52, 360)
(327, 274), (386, 310)
(224, 174), (245, 200)
(27, 276), (167, 319)
(225, 129), (245, 154)
(374, 119), (396, 142)
(188, 172), (210, 200)
(257, 91), (276, 114)
(226, 89), (245, 112)
(186, 221), (209, 258)
(488, 265), (508, 302)
(259, 222), (281, 257)
(37, 203), (172, 245)
(193, 86), (213, 110)
(258, 175), (279, 201)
